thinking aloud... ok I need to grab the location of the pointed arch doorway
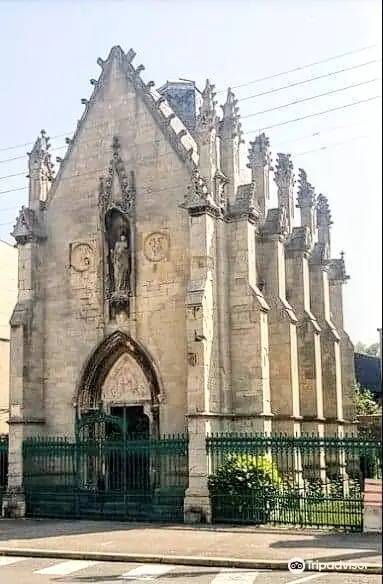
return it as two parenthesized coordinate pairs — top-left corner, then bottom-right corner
(75, 331), (162, 439)
(74, 331), (163, 512)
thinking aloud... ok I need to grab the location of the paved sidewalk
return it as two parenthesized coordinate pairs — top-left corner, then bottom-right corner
(0, 520), (381, 568)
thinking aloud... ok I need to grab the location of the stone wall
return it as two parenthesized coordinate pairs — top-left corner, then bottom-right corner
(0, 241), (17, 434)
(35, 52), (192, 436)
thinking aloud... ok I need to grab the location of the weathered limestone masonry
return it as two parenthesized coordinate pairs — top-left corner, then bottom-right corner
(309, 192), (343, 438)
(284, 170), (325, 441)
(327, 253), (356, 435)
(3, 45), (356, 519)
(223, 95), (272, 435)
(258, 149), (301, 437)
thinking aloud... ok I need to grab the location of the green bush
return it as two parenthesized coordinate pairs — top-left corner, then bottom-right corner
(208, 453), (282, 524)
(306, 477), (325, 502)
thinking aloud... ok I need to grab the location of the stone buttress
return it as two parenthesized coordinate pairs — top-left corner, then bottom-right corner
(308, 188), (344, 438)
(2, 131), (51, 516)
(258, 151), (301, 436)
(222, 94), (272, 434)
(328, 252), (356, 434)
(284, 170), (324, 441)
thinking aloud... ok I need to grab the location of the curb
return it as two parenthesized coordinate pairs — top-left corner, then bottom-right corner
(0, 548), (381, 574)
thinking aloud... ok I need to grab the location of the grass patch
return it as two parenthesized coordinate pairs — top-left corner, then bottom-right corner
(274, 497), (363, 529)
(212, 496), (363, 531)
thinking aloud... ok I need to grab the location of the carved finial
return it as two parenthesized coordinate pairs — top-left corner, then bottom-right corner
(297, 168), (316, 208)
(296, 168), (317, 247)
(316, 194), (333, 228)
(313, 194), (333, 262)
(220, 88), (242, 139)
(90, 79), (97, 86)
(196, 79), (217, 132)
(247, 133), (272, 169)
(185, 168), (215, 210)
(135, 64), (145, 75)
(225, 88), (236, 107)
(328, 250), (350, 283)
(126, 48), (136, 64)
(274, 153), (295, 234)
(81, 98), (89, 105)
(246, 133), (272, 220)
(145, 81), (155, 90)
(11, 205), (46, 245)
(97, 57), (104, 68)
(274, 153), (294, 188)
(28, 130), (54, 178)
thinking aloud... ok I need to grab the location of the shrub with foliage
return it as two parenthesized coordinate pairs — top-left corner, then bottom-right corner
(329, 473), (344, 500)
(352, 383), (381, 418)
(306, 476), (325, 502)
(208, 453), (282, 523)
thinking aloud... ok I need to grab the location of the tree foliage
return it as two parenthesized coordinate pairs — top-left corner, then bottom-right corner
(208, 453), (282, 523)
(355, 342), (380, 357)
(352, 382), (381, 417)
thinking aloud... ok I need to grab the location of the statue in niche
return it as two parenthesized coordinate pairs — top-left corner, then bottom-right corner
(278, 205), (288, 236)
(111, 234), (130, 294)
(105, 209), (131, 300)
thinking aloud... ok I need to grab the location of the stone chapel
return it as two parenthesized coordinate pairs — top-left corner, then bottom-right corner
(5, 46), (356, 516)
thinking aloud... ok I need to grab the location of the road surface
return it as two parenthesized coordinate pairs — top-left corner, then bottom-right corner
(0, 555), (380, 583)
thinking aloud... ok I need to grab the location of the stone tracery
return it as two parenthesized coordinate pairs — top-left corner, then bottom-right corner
(76, 331), (162, 419)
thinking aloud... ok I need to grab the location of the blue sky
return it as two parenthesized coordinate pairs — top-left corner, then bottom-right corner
(0, 0), (381, 344)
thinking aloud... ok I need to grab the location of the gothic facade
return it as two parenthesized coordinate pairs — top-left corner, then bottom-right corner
(4, 46), (355, 517)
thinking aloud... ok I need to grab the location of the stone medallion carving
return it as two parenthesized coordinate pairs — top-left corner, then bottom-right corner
(144, 232), (169, 262)
(102, 353), (150, 404)
(70, 243), (93, 272)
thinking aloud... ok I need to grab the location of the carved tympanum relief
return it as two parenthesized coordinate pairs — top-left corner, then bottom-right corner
(102, 353), (150, 404)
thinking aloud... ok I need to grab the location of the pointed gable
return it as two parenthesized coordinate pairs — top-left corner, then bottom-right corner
(47, 45), (199, 206)
(11, 206), (46, 244)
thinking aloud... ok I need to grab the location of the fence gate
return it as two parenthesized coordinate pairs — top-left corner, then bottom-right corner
(23, 414), (188, 522)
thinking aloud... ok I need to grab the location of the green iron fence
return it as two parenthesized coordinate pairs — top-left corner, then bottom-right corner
(23, 433), (188, 522)
(206, 433), (382, 531)
(0, 435), (8, 510)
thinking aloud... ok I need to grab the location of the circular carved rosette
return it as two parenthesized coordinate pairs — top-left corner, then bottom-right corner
(71, 243), (93, 272)
(144, 232), (169, 262)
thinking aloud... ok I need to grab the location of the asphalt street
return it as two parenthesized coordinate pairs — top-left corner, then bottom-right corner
(0, 556), (381, 584)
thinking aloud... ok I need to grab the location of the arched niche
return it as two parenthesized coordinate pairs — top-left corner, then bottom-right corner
(104, 209), (133, 318)
(105, 208), (131, 254)
(75, 331), (162, 436)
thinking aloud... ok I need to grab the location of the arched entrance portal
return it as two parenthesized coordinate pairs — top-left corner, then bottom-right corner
(74, 332), (163, 506)
(75, 331), (162, 438)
